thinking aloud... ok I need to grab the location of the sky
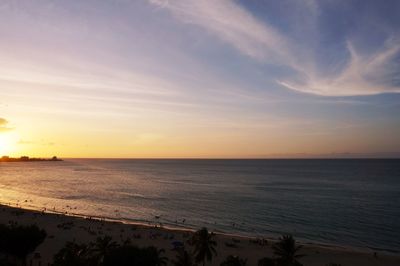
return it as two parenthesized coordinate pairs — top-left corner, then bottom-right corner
(0, 0), (400, 158)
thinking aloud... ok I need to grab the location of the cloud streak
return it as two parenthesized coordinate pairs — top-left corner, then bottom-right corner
(279, 39), (400, 96)
(150, 0), (400, 96)
(0, 118), (13, 132)
(150, 0), (293, 64)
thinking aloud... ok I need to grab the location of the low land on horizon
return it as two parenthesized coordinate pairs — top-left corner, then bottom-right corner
(0, 156), (62, 162)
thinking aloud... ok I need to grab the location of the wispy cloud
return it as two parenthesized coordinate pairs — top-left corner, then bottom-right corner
(0, 117), (13, 132)
(150, 0), (400, 96)
(279, 39), (400, 96)
(18, 139), (35, 145)
(0, 54), (200, 115)
(150, 0), (292, 64)
(18, 139), (55, 146)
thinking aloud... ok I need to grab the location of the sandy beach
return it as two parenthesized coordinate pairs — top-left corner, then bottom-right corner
(0, 204), (398, 266)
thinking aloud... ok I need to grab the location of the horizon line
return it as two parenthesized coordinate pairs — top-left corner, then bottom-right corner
(42, 156), (400, 160)
(3, 153), (400, 160)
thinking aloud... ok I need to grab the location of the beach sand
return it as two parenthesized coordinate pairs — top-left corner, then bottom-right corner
(0, 204), (398, 266)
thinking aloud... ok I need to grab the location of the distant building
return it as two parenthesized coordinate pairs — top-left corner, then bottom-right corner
(20, 156), (29, 161)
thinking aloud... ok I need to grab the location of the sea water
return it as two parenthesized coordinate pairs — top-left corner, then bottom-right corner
(0, 159), (399, 252)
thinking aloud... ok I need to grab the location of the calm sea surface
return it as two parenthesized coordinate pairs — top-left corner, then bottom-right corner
(0, 159), (399, 252)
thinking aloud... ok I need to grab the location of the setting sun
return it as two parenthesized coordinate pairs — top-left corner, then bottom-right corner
(0, 133), (17, 156)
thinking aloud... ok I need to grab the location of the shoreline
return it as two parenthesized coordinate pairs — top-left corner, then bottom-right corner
(1, 203), (399, 266)
(1, 201), (398, 256)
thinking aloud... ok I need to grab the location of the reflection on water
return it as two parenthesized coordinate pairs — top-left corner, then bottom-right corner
(0, 159), (399, 252)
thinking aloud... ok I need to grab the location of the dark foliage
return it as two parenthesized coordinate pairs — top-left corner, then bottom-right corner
(258, 257), (276, 266)
(103, 245), (168, 266)
(272, 235), (304, 266)
(172, 248), (197, 266)
(53, 242), (96, 266)
(0, 258), (15, 266)
(191, 228), (217, 266)
(220, 255), (247, 266)
(0, 224), (46, 264)
(91, 236), (118, 264)
(53, 235), (167, 266)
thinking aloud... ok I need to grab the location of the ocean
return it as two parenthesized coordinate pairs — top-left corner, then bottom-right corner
(0, 159), (399, 253)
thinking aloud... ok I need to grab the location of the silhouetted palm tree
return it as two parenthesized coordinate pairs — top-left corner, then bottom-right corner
(258, 257), (276, 266)
(191, 228), (217, 266)
(172, 248), (197, 266)
(145, 246), (168, 266)
(220, 255), (247, 266)
(92, 235), (119, 264)
(103, 245), (167, 266)
(53, 241), (95, 266)
(272, 235), (304, 266)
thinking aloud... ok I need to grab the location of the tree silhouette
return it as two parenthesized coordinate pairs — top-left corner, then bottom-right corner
(258, 257), (276, 266)
(172, 248), (197, 266)
(103, 245), (168, 266)
(272, 235), (304, 266)
(0, 224), (46, 266)
(53, 241), (95, 266)
(92, 236), (119, 264)
(191, 228), (217, 266)
(144, 246), (168, 266)
(220, 255), (247, 266)
(103, 245), (140, 266)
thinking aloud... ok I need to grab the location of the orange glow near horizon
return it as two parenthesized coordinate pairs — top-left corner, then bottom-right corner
(0, 133), (18, 157)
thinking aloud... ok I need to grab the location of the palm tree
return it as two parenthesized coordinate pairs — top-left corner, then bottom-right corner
(53, 241), (95, 266)
(172, 248), (197, 266)
(258, 257), (276, 266)
(92, 235), (119, 264)
(103, 245), (167, 266)
(145, 246), (169, 266)
(220, 255), (247, 266)
(191, 227), (217, 266)
(272, 235), (304, 266)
